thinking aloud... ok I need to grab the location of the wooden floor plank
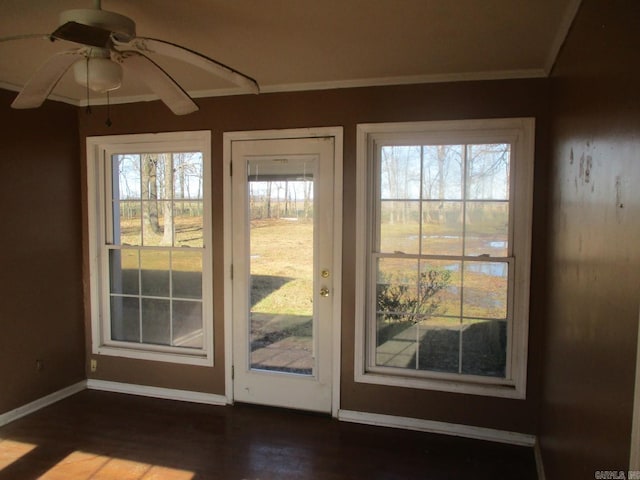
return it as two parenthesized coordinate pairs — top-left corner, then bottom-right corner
(0, 390), (537, 479)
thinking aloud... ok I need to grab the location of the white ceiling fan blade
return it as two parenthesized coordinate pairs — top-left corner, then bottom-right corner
(115, 37), (260, 94)
(121, 52), (198, 115)
(11, 49), (85, 109)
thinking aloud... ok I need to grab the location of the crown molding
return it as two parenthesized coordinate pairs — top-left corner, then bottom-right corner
(2, 68), (548, 108)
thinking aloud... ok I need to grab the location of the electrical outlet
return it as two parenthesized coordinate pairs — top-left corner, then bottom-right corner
(90, 359), (97, 373)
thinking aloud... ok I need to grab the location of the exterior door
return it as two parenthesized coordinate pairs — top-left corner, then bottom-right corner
(230, 136), (336, 413)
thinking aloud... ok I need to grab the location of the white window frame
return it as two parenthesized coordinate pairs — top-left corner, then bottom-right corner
(355, 118), (534, 399)
(87, 131), (213, 366)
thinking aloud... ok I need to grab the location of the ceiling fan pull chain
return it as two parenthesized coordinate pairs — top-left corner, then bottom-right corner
(105, 91), (112, 127)
(85, 56), (92, 114)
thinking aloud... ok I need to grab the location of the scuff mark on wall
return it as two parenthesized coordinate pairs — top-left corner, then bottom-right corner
(579, 153), (592, 184)
(615, 175), (626, 224)
(574, 140), (595, 194)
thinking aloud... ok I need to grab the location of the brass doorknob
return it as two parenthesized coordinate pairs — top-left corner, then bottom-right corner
(320, 287), (330, 297)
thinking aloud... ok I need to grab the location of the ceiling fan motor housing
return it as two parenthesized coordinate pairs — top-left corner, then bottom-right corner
(59, 9), (136, 42)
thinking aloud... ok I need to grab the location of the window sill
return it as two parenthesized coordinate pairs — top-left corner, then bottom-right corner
(94, 344), (213, 367)
(355, 368), (525, 399)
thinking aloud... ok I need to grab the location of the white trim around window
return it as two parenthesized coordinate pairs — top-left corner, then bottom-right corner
(86, 131), (213, 366)
(354, 118), (534, 399)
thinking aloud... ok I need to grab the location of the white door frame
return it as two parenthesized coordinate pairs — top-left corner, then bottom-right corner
(631, 306), (640, 469)
(223, 127), (343, 417)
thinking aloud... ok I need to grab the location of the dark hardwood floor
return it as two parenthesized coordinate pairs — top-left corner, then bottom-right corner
(0, 390), (537, 479)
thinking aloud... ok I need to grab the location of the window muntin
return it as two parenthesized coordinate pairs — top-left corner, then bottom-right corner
(88, 132), (212, 366)
(356, 120), (533, 398)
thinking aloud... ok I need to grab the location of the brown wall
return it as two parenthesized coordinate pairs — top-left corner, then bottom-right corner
(540, 0), (640, 475)
(79, 78), (549, 433)
(0, 89), (85, 414)
(4, 0), (639, 462)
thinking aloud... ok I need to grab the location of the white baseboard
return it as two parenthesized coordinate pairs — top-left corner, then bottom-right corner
(338, 409), (536, 447)
(0, 380), (87, 427)
(1, 380), (539, 459)
(86, 379), (228, 406)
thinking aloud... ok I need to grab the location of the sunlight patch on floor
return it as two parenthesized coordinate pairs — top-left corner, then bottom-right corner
(0, 439), (37, 469)
(40, 450), (194, 480)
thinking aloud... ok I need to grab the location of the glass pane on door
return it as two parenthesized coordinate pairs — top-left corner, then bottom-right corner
(247, 156), (316, 375)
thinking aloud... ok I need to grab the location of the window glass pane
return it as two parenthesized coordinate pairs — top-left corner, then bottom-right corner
(248, 171), (314, 375)
(115, 201), (141, 246)
(466, 144), (510, 200)
(140, 250), (170, 297)
(419, 260), (461, 317)
(376, 258), (418, 365)
(142, 201), (171, 246)
(376, 313), (421, 368)
(421, 201), (463, 255)
(173, 153), (203, 200)
(380, 146), (421, 200)
(376, 257), (420, 313)
(141, 298), (170, 345)
(417, 317), (460, 373)
(172, 251), (202, 299)
(379, 200), (420, 254)
(109, 249), (138, 295)
(462, 261), (508, 319)
(110, 296), (139, 342)
(422, 145), (463, 200)
(114, 154), (141, 200)
(142, 154), (172, 200)
(172, 300), (203, 348)
(461, 319), (506, 377)
(174, 201), (203, 247)
(464, 201), (509, 256)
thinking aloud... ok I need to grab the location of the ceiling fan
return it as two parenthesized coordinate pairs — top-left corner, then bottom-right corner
(1, 0), (260, 115)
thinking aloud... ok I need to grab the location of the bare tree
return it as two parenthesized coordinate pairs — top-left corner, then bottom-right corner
(284, 180), (290, 216)
(381, 147), (398, 224)
(142, 154), (161, 235)
(265, 181), (272, 218)
(161, 153), (173, 246)
(467, 144), (510, 199)
(303, 179), (312, 219)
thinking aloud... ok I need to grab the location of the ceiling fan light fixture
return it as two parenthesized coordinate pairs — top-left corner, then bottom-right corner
(73, 56), (122, 93)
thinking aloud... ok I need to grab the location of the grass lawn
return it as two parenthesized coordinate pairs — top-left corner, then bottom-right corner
(250, 218), (314, 316)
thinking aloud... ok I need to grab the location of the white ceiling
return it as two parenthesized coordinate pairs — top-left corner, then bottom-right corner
(0, 0), (581, 106)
